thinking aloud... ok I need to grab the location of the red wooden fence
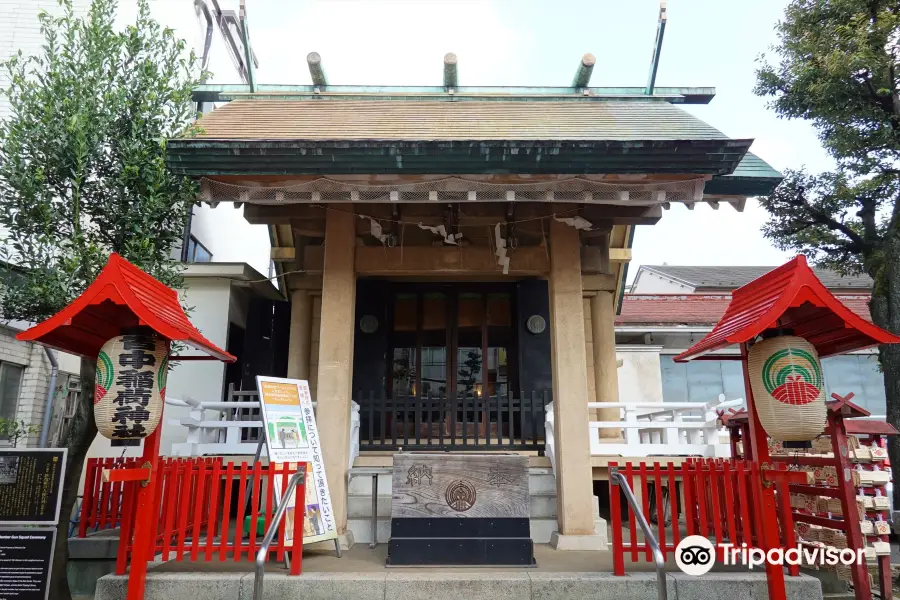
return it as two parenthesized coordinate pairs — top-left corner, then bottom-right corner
(609, 459), (798, 576)
(79, 457), (144, 536)
(80, 458), (306, 575)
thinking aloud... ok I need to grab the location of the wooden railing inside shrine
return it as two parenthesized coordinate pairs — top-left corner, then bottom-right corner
(355, 390), (549, 452)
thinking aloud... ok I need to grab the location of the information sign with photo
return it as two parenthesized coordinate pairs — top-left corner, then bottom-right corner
(0, 449), (67, 525)
(256, 376), (337, 545)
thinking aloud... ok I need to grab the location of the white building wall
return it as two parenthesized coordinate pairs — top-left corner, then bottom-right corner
(631, 270), (695, 294)
(616, 345), (664, 404)
(0, 0), (91, 121)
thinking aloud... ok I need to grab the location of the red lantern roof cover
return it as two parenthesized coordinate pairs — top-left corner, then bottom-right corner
(16, 253), (235, 362)
(675, 255), (899, 362)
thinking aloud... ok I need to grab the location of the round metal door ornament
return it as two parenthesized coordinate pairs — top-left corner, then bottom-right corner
(359, 314), (379, 334)
(526, 315), (546, 335)
(445, 480), (477, 512)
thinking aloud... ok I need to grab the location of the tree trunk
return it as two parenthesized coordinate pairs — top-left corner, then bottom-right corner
(50, 358), (98, 600)
(869, 238), (900, 507)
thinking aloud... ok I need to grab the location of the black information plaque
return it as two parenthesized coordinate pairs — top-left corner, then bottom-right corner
(0, 528), (55, 600)
(0, 449), (67, 525)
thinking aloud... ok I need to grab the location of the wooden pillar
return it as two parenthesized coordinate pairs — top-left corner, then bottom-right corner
(548, 219), (598, 541)
(591, 291), (621, 439)
(288, 290), (312, 380)
(315, 209), (356, 537)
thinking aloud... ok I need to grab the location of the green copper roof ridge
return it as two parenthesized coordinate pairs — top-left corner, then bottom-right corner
(192, 84), (716, 105)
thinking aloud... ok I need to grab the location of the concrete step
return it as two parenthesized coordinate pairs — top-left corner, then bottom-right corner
(94, 570), (825, 600)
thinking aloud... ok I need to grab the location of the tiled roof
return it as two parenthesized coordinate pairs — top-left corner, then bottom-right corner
(616, 293), (874, 327)
(17, 254), (235, 362)
(640, 265), (872, 290)
(674, 256), (896, 360)
(193, 99), (732, 141)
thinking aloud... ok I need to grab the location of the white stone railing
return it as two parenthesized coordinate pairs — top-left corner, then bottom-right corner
(167, 395), (358, 466)
(544, 401), (556, 476)
(588, 395), (742, 457)
(543, 396), (742, 471)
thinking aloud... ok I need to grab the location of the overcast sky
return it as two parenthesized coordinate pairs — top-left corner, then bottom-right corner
(142, 0), (835, 276)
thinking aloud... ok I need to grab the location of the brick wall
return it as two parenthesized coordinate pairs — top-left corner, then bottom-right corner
(0, 326), (53, 447)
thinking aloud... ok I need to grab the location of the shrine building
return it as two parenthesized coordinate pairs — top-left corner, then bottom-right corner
(165, 50), (781, 548)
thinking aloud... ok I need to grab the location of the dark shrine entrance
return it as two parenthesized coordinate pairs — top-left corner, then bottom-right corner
(352, 279), (552, 452)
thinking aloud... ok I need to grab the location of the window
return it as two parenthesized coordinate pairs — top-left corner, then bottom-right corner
(822, 354), (885, 415)
(659, 353), (887, 415)
(184, 235), (213, 263)
(660, 355), (744, 403)
(0, 362), (24, 422)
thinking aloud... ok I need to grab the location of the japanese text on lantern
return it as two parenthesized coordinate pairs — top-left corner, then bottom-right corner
(111, 335), (156, 440)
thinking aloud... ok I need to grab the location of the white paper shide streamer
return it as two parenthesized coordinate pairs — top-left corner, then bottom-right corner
(362, 215), (389, 244)
(417, 223), (463, 245)
(494, 223), (510, 275)
(553, 215), (593, 231)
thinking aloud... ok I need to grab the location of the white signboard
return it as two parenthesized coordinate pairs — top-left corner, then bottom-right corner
(256, 376), (337, 545)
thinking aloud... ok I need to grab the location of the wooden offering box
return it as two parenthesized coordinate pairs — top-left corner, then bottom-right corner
(388, 453), (535, 566)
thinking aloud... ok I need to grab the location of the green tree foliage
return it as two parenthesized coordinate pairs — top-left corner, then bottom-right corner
(0, 2), (202, 597)
(755, 0), (900, 491)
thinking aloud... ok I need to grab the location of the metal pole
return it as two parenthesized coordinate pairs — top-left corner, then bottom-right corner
(39, 347), (58, 447)
(370, 473), (378, 549)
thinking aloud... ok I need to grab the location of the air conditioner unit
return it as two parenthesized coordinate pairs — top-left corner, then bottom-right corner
(67, 378), (82, 392)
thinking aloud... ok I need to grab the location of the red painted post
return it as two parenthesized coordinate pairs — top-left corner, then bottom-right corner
(682, 461), (696, 536)
(707, 460), (724, 550)
(735, 461), (752, 546)
(290, 463), (307, 576)
(79, 459), (96, 537)
(722, 461), (737, 545)
(235, 462), (248, 562)
(205, 460), (222, 561)
(115, 483), (135, 576)
(638, 463), (651, 561)
(190, 460), (208, 561)
(609, 462), (625, 576)
(161, 460), (178, 560)
(625, 463), (638, 562)
(277, 465), (289, 562)
(878, 554), (891, 599)
(124, 419), (164, 600)
(220, 463), (234, 561)
(653, 465), (666, 559)
(740, 343), (787, 600)
(175, 463), (192, 560)
(249, 462), (262, 555)
(667, 462), (679, 552)
(828, 408), (871, 599)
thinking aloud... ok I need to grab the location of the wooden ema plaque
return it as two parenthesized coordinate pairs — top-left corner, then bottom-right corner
(388, 453), (534, 566)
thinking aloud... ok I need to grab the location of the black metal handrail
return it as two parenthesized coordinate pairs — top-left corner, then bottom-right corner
(356, 390), (549, 452)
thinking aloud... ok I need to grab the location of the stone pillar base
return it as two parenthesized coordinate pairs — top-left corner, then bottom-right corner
(549, 530), (609, 552)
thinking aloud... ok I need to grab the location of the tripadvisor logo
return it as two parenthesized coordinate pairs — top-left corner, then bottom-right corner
(675, 535), (866, 576)
(675, 536), (715, 575)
